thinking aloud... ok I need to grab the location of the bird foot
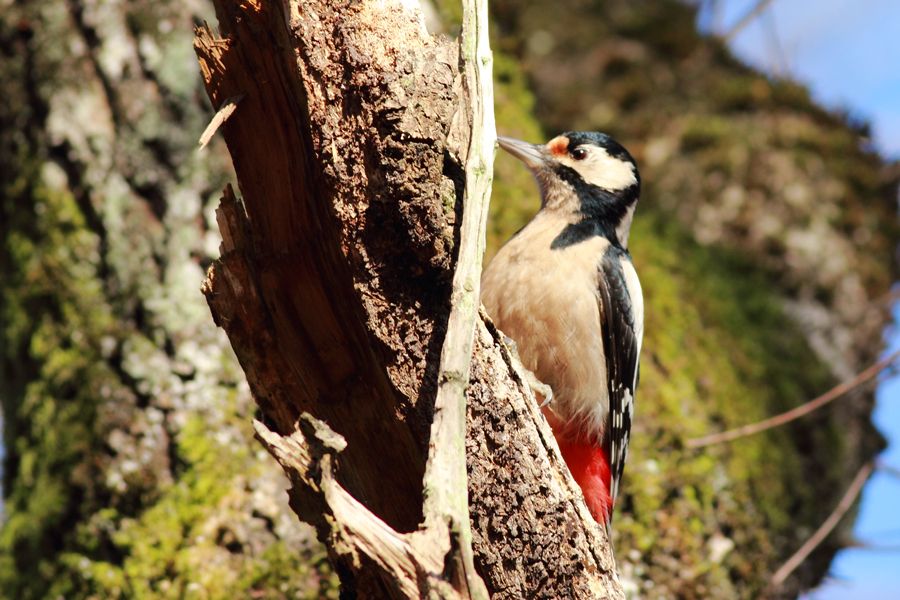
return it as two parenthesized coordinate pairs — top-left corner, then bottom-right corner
(526, 371), (554, 408)
(500, 335), (554, 407)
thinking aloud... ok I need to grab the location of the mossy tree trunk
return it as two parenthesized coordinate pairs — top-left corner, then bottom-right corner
(194, 0), (624, 597)
(0, 1), (331, 597)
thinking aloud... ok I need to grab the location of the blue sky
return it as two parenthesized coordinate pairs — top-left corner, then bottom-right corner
(808, 331), (900, 599)
(698, 0), (900, 158)
(696, 1), (900, 596)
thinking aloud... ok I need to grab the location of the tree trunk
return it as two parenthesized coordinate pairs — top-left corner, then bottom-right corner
(194, 0), (623, 597)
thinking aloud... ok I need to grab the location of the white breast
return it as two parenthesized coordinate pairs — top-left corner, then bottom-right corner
(481, 212), (612, 441)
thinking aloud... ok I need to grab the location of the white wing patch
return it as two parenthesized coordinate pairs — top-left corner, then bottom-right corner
(598, 250), (644, 515)
(620, 256), (644, 360)
(614, 256), (643, 505)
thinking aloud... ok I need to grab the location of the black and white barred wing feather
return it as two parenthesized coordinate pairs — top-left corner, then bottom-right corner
(597, 249), (643, 511)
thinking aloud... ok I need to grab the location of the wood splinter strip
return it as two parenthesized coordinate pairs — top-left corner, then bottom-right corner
(198, 94), (245, 150)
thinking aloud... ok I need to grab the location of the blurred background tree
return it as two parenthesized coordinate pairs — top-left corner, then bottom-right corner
(1, 0), (896, 598)
(0, 1), (335, 597)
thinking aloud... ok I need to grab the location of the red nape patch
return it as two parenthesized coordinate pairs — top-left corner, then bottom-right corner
(547, 136), (570, 157)
(556, 439), (613, 524)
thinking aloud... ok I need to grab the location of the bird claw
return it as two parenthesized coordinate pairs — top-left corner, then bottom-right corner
(524, 369), (554, 408)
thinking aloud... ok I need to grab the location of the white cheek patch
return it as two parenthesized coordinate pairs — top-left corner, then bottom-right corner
(561, 147), (637, 191)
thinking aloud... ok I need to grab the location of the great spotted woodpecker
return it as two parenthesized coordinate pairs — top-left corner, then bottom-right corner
(481, 132), (643, 526)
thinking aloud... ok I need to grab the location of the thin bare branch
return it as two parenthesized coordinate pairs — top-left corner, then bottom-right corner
(723, 0), (776, 41)
(877, 462), (900, 480)
(845, 539), (900, 552)
(769, 462), (874, 589)
(686, 350), (900, 448)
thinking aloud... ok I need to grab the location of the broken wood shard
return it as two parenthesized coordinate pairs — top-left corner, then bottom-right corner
(254, 416), (434, 598)
(198, 94), (244, 149)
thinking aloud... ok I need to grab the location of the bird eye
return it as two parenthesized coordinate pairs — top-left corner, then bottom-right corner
(571, 147), (588, 160)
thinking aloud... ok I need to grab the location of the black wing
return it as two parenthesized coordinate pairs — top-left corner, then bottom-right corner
(597, 249), (641, 513)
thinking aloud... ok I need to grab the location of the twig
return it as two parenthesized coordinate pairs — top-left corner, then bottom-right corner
(769, 462), (874, 589)
(198, 94), (244, 150)
(845, 539), (900, 552)
(877, 462), (900, 480)
(762, 7), (789, 77)
(686, 350), (900, 448)
(722, 0), (776, 41)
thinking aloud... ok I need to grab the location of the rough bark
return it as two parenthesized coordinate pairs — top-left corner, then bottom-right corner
(194, 0), (623, 597)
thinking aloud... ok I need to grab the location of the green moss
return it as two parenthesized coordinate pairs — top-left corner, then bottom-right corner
(680, 116), (732, 151)
(7, 396), (333, 599)
(67, 415), (335, 600)
(1, 177), (115, 598)
(1, 174), (332, 599)
(770, 79), (815, 114)
(431, 0), (463, 34)
(711, 76), (773, 112)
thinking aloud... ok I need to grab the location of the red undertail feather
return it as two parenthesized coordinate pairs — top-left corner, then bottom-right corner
(541, 409), (614, 524)
(555, 438), (613, 524)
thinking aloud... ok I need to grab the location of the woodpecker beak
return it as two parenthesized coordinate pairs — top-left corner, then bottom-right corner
(498, 136), (550, 170)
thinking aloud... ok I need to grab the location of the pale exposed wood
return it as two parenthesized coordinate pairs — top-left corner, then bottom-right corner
(198, 94), (244, 149)
(414, 0), (494, 595)
(253, 416), (438, 599)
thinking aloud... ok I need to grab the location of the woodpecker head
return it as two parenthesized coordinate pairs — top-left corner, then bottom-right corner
(499, 132), (641, 248)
